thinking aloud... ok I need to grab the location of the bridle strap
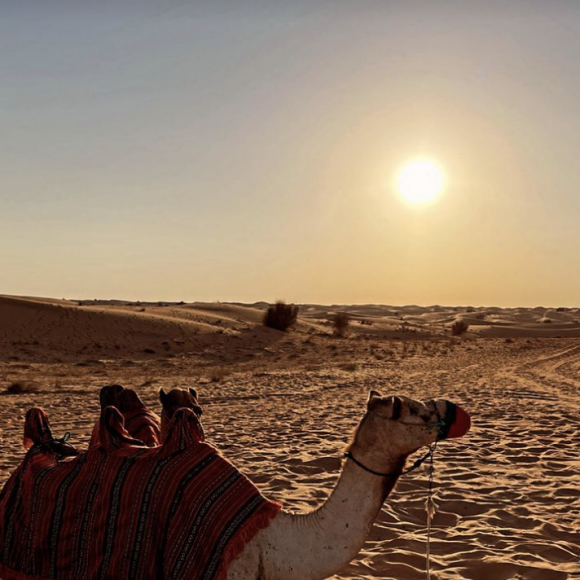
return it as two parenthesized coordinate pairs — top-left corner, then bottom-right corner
(343, 445), (435, 478)
(343, 451), (401, 477)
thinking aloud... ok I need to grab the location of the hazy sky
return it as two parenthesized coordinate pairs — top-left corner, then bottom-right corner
(2, 1), (580, 306)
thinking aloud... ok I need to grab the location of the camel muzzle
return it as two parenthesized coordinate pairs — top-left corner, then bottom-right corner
(438, 402), (471, 440)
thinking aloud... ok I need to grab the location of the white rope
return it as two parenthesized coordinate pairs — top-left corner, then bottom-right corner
(425, 442), (438, 580)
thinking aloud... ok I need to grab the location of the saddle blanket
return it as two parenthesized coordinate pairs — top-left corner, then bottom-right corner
(0, 407), (280, 580)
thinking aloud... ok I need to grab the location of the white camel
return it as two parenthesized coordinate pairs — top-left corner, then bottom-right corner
(226, 391), (470, 580)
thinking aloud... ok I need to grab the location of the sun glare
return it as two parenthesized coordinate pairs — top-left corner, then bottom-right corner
(396, 159), (445, 206)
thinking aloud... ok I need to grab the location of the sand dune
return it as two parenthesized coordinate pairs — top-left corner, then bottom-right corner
(2, 296), (580, 363)
(1, 295), (579, 579)
(0, 295), (273, 362)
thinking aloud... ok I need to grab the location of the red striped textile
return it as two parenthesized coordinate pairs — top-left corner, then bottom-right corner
(89, 387), (161, 448)
(88, 406), (161, 448)
(0, 407), (280, 580)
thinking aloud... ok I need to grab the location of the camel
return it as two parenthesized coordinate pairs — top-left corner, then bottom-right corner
(225, 391), (470, 580)
(0, 391), (469, 580)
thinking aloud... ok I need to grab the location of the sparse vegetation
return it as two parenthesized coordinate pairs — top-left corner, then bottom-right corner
(4, 381), (42, 395)
(209, 369), (229, 383)
(263, 301), (299, 332)
(451, 320), (469, 336)
(340, 363), (357, 372)
(332, 312), (350, 337)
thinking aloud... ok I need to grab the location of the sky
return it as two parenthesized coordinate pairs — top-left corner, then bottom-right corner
(1, 1), (580, 306)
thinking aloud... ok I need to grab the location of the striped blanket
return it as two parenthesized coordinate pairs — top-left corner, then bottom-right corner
(89, 385), (161, 447)
(0, 407), (280, 580)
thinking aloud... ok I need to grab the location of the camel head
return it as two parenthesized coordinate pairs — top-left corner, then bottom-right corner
(349, 391), (471, 471)
(159, 387), (203, 439)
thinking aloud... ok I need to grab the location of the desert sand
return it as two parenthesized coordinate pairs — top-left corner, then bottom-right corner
(1, 295), (579, 579)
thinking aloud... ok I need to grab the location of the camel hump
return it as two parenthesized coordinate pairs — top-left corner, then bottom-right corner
(159, 386), (203, 419)
(98, 406), (147, 451)
(92, 386), (161, 448)
(99, 383), (125, 409)
(162, 407), (205, 453)
(23, 407), (53, 449)
(119, 387), (147, 412)
(99, 384), (147, 413)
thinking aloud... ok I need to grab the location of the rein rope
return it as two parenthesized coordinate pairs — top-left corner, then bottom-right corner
(343, 442), (439, 579)
(425, 439), (438, 580)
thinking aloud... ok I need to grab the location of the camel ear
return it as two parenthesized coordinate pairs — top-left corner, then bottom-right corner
(391, 396), (403, 420)
(188, 387), (198, 399)
(367, 390), (381, 410)
(159, 388), (168, 405)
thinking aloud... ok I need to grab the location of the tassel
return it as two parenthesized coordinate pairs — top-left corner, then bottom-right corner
(425, 494), (437, 580)
(425, 494), (438, 521)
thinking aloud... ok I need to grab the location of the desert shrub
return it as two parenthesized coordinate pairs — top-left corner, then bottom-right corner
(263, 301), (299, 331)
(340, 363), (357, 372)
(451, 320), (469, 336)
(332, 312), (350, 337)
(4, 381), (41, 395)
(209, 369), (229, 383)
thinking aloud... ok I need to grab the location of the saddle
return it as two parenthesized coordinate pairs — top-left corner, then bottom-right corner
(0, 406), (280, 580)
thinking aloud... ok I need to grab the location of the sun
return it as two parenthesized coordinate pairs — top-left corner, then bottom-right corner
(395, 159), (445, 206)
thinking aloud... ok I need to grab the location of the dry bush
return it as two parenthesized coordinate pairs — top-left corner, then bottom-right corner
(209, 369), (229, 383)
(451, 320), (469, 336)
(340, 363), (358, 372)
(263, 301), (299, 332)
(332, 312), (350, 337)
(4, 381), (42, 395)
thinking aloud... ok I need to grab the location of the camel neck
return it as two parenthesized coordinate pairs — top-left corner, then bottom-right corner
(259, 451), (405, 580)
(318, 449), (406, 530)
